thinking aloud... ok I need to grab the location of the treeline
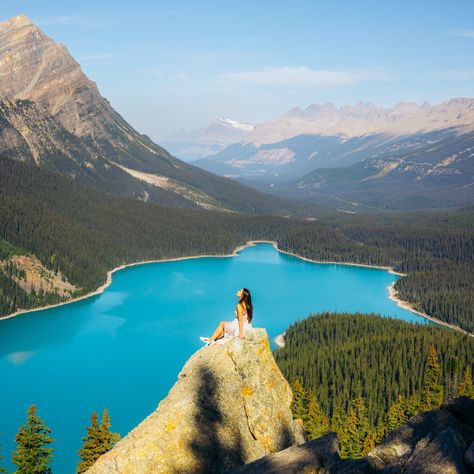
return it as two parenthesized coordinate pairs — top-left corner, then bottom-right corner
(277, 211), (474, 333)
(0, 405), (119, 473)
(1, 157), (473, 334)
(274, 313), (474, 457)
(289, 348), (473, 459)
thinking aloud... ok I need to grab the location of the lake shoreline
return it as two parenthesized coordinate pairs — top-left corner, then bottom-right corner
(2, 240), (471, 337)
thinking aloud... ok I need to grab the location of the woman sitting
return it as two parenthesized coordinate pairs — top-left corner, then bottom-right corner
(200, 288), (253, 346)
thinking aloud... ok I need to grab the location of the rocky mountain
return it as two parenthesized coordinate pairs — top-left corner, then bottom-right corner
(87, 330), (305, 473)
(287, 128), (474, 210)
(246, 99), (474, 145)
(162, 117), (254, 161)
(0, 15), (305, 215)
(194, 100), (474, 210)
(86, 327), (474, 473)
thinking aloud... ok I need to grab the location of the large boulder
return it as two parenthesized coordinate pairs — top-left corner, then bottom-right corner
(87, 329), (305, 473)
(231, 398), (474, 474)
(367, 397), (474, 473)
(231, 433), (343, 474)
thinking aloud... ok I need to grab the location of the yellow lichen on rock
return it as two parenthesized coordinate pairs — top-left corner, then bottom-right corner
(241, 386), (253, 397)
(87, 329), (305, 474)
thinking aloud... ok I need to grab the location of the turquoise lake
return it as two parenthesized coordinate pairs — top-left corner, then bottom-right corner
(0, 243), (430, 473)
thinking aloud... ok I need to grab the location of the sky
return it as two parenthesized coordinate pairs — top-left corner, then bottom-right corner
(1, 0), (474, 138)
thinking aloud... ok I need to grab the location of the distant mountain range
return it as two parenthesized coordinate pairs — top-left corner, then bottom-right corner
(0, 15), (306, 215)
(161, 117), (254, 161)
(2, 14), (472, 212)
(191, 100), (474, 210)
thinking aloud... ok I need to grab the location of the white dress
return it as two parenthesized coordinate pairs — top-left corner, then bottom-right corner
(224, 308), (252, 338)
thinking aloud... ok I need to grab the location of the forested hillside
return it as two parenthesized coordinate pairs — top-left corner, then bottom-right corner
(274, 313), (474, 457)
(1, 158), (473, 335)
(277, 211), (474, 332)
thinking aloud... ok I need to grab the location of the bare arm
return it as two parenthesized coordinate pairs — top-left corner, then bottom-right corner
(236, 303), (245, 339)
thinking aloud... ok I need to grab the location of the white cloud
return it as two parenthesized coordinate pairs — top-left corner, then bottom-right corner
(35, 16), (108, 28)
(450, 29), (474, 39)
(79, 53), (119, 63)
(220, 67), (393, 88)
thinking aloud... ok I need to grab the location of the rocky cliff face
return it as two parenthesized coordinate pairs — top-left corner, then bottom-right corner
(0, 15), (300, 214)
(87, 329), (305, 474)
(232, 397), (474, 473)
(84, 324), (474, 473)
(0, 14), (130, 137)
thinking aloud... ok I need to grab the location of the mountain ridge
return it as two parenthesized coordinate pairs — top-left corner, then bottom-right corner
(247, 98), (474, 145)
(0, 14), (309, 215)
(162, 116), (255, 161)
(190, 99), (474, 210)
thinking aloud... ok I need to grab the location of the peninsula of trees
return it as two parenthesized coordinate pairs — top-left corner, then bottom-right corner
(1, 158), (473, 334)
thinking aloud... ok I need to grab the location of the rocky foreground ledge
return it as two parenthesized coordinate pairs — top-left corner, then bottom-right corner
(232, 396), (474, 473)
(87, 329), (305, 473)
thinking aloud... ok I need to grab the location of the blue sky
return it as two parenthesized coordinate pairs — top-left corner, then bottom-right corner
(1, 0), (474, 138)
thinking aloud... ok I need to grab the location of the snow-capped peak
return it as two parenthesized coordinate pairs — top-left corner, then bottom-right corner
(217, 117), (254, 131)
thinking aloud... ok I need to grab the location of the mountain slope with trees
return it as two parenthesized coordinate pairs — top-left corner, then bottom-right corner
(274, 313), (474, 457)
(1, 157), (473, 334)
(0, 15), (311, 215)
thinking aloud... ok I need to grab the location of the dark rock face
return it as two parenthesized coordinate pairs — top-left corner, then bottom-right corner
(232, 433), (342, 474)
(367, 397), (474, 473)
(465, 442), (474, 471)
(232, 397), (474, 473)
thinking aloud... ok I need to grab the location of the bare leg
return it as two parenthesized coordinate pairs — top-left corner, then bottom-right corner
(210, 321), (226, 341)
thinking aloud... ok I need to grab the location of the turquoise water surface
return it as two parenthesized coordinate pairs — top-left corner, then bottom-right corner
(0, 243), (429, 473)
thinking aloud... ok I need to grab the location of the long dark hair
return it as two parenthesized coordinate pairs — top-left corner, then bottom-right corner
(239, 288), (253, 322)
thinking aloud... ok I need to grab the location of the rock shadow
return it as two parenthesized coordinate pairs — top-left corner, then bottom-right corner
(177, 365), (245, 474)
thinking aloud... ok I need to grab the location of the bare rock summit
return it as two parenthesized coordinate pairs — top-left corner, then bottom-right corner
(87, 329), (305, 474)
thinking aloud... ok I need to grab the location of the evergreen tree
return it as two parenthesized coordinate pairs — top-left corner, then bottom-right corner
(386, 395), (408, 432)
(421, 345), (443, 410)
(341, 397), (369, 459)
(0, 439), (7, 474)
(458, 367), (474, 398)
(405, 393), (420, 419)
(302, 391), (329, 441)
(98, 409), (120, 452)
(343, 402), (360, 459)
(77, 409), (119, 473)
(446, 356), (461, 399)
(362, 430), (376, 456)
(290, 380), (306, 420)
(374, 420), (386, 444)
(330, 397), (345, 434)
(12, 405), (53, 474)
(77, 412), (101, 473)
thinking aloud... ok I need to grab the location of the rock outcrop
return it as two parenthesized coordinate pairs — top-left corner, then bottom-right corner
(232, 433), (342, 474)
(87, 329), (305, 474)
(231, 397), (474, 473)
(0, 14), (143, 142)
(366, 396), (474, 473)
(85, 324), (473, 474)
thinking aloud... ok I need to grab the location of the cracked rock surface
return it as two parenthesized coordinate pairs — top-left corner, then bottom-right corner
(87, 329), (305, 474)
